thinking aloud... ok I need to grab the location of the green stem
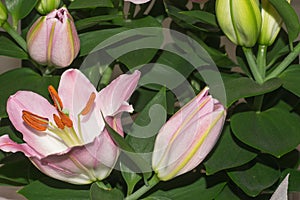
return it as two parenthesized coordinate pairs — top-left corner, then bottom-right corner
(125, 174), (160, 200)
(252, 95), (264, 112)
(2, 21), (27, 52)
(257, 45), (267, 79)
(242, 47), (264, 84)
(266, 42), (300, 80)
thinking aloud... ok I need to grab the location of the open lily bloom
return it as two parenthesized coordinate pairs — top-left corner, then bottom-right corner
(0, 69), (140, 184)
(152, 87), (226, 181)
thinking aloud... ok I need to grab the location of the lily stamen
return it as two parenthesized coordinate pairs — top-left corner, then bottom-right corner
(22, 110), (49, 131)
(48, 85), (63, 111)
(80, 92), (96, 116)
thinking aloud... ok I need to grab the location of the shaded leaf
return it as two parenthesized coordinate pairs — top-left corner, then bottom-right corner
(90, 183), (123, 200)
(231, 105), (300, 157)
(204, 125), (257, 175)
(280, 64), (300, 97)
(0, 36), (28, 59)
(69, 0), (113, 9)
(0, 68), (60, 118)
(228, 162), (280, 197)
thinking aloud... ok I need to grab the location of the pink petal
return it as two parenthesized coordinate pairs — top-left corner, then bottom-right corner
(152, 88), (213, 165)
(154, 108), (226, 180)
(27, 17), (48, 65)
(0, 135), (42, 159)
(58, 69), (103, 143)
(50, 17), (79, 67)
(31, 131), (120, 184)
(6, 91), (68, 156)
(98, 70), (141, 117)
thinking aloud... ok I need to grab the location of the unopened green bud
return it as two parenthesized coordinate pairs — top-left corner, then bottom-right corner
(0, 1), (8, 26)
(215, 0), (262, 47)
(36, 0), (61, 15)
(258, 0), (290, 46)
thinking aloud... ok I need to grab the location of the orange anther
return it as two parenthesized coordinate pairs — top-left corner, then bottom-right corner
(53, 114), (65, 129)
(81, 92), (96, 116)
(58, 111), (73, 128)
(22, 110), (48, 131)
(48, 85), (63, 111)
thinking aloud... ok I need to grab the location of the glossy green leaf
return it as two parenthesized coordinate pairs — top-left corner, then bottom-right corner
(112, 16), (161, 28)
(280, 64), (300, 97)
(281, 169), (300, 192)
(231, 105), (300, 157)
(126, 87), (167, 164)
(227, 162), (280, 197)
(221, 77), (282, 107)
(79, 27), (128, 56)
(0, 126), (23, 143)
(90, 183), (123, 200)
(75, 15), (122, 31)
(5, 0), (38, 21)
(0, 159), (30, 185)
(179, 10), (218, 27)
(269, 0), (300, 43)
(0, 36), (28, 59)
(215, 185), (240, 200)
(69, 0), (113, 9)
(204, 125), (257, 175)
(103, 116), (152, 174)
(19, 181), (90, 200)
(120, 162), (142, 195)
(0, 68), (60, 118)
(144, 178), (225, 200)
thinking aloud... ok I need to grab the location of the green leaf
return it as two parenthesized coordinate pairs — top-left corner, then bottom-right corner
(204, 125), (257, 175)
(179, 10), (218, 27)
(231, 105), (300, 158)
(126, 87), (167, 165)
(279, 64), (300, 97)
(79, 28), (128, 56)
(0, 68), (60, 118)
(0, 36), (28, 59)
(90, 183), (123, 200)
(215, 185), (240, 200)
(69, 0), (113, 9)
(0, 158), (31, 185)
(144, 178), (225, 200)
(227, 162), (280, 197)
(0, 126), (23, 143)
(103, 116), (152, 174)
(269, 0), (300, 44)
(222, 77), (282, 107)
(75, 15), (122, 31)
(5, 0), (38, 21)
(281, 169), (300, 192)
(120, 162), (142, 196)
(19, 181), (90, 200)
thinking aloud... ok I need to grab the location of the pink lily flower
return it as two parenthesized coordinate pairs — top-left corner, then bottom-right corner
(0, 69), (140, 184)
(152, 87), (226, 181)
(124, 0), (151, 4)
(26, 7), (80, 68)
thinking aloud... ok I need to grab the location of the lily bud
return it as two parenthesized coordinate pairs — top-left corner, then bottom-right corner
(152, 87), (226, 181)
(36, 0), (61, 15)
(26, 7), (80, 68)
(258, 0), (290, 46)
(0, 1), (7, 27)
(215, 0), (261, 47)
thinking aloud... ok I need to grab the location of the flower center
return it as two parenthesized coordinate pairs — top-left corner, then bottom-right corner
(22, 85), (96, 148)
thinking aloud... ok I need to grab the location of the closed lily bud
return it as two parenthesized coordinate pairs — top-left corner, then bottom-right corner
(27, 7), (80, 68)
(0, 1), (7, 26)
(152, 87), (226, 181)
(258, 0), (290, 46)
(215, 0), (261, 47)
(36, 0), (61, 15)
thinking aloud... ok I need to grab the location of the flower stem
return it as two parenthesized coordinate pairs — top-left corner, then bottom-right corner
(125, 174), (160, 200)
(242, 47), (264, 84)
(257, 45), (267, 79)
(266, 42), (300, 80)
(2, 21), (27, 52)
